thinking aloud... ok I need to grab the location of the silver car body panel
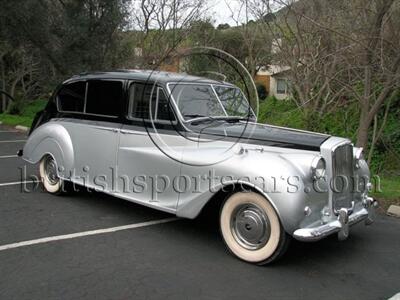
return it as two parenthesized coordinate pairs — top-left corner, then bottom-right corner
(116, 124), (186, 212)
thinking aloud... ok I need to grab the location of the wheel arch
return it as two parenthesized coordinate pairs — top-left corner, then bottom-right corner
(23, 123), (74, 179)
(177, 180), (286, 229)
(177, 177), (309, 235)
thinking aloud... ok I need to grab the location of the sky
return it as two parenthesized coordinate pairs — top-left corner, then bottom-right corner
(208, 0), (282, 26)
(208, 0), (248, 26)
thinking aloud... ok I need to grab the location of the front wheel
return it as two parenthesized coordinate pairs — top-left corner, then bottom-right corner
(220, 192), (290, 265)
(39, 155), (64, 194)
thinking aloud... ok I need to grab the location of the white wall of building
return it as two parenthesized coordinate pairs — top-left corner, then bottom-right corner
(270, 77), (290, 100)
(257, 65), (291, 100)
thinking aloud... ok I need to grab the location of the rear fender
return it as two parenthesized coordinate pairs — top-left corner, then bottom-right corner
(23, 122), (74, 178)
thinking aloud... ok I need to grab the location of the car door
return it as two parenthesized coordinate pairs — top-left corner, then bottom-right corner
(116, 81), (185, 213)
(56, 79), (123, 190)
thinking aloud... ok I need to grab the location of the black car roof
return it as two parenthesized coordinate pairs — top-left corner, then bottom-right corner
(63, 69), (234, 86)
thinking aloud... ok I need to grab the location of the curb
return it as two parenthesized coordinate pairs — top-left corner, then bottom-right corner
(387, 205), (400, 218)
(15, 125), (30, 132)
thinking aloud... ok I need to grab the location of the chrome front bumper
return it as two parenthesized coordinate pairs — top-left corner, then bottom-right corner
(293, 197), (377, 242)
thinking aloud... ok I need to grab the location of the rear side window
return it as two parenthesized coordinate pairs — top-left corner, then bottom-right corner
(86, 80), (123, 117)
(57, 82), (86, 113)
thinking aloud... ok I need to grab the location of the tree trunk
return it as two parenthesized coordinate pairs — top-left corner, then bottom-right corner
(356, 118), (370, 150)
(1, 64), (6, 113)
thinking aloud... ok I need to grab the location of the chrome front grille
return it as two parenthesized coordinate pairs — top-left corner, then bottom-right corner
(332, 143), (354, 210)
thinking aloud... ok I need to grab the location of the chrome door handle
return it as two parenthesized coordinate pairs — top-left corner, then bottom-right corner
(120, 129), (147, 136)
(93, 126), (119, 133)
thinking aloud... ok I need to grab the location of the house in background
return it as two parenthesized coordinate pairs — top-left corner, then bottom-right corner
(256, 65), (291, 100)
(254, 35), (292, 100)
(132, 46), (291, 100)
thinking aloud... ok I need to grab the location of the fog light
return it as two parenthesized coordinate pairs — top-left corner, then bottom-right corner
(354, 147), (364, 169)
(304, 206), (312, 216)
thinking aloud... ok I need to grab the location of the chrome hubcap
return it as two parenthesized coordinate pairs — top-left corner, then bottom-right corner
(230, 203), (271, 250)
(45, 156), (59, 185)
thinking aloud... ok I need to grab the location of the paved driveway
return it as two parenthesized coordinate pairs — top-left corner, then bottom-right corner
(0, 124), (399, 300)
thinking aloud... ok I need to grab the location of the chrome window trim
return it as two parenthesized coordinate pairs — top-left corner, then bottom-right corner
(58, 110), (119, 119)
(83, 81), (88, 113)
(210, 84), (228, 116)
(154, 87), (160, 119)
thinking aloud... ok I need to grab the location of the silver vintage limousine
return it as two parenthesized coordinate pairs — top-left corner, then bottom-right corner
(21, 70), (377, 264)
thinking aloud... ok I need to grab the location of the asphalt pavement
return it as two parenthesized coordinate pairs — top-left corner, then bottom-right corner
(0, 124), (399, 300)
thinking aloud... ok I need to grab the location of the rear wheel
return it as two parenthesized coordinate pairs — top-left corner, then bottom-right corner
(39, 155), (64, 194)
(220, 192), (290, 265)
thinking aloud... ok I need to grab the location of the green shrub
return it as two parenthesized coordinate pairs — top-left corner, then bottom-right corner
(258, 96), (306, 129)
(0, 99), (47, 127)
(23, 99), (48, 118)
(6, 99), (25, 115)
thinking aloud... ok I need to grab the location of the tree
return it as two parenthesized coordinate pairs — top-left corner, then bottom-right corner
(249, 0), (400, 154)
(217, 23), (230, 30)
(0, 42), (39, 112)
(224, 0), (272, 78)
(0, 0), (131, 112)
(0, 0), (130, 75)
(129, 0), (206, 68)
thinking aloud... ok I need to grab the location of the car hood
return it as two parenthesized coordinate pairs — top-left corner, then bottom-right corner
(188, 121), (330, 151)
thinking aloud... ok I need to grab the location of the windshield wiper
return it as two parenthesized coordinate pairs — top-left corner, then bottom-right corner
(183, 114), (207, 119)
(190, 116), (247, 126)
(190, 116), (216, 125)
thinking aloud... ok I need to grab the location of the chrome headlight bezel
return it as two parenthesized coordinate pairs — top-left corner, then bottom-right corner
(311, 156), (326, 179)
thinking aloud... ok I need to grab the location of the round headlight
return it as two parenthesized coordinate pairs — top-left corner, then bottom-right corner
(311, 156), (326, 179)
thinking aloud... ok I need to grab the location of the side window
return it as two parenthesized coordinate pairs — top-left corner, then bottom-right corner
(86, 80), (123, 117)
(129, 83), (156, 119)
(157, 88), (176, 121)
(57, 81), (86, 113)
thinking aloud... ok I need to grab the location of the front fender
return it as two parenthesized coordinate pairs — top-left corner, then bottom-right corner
(23, 122), (74, 178)
(176, 147), (323, 234)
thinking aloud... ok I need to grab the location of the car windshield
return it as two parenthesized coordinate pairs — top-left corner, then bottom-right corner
(169, 83), (254, 121)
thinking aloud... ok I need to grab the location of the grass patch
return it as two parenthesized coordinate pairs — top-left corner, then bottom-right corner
(0, 99), (47, 127)
(372, 177), (400, 209)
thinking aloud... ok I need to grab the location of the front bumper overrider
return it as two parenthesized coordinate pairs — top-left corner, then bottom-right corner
(293, 197), (378, 242)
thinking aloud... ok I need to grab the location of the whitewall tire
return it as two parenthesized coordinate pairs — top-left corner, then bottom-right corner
(220, 192), (289, 265)
(39, 155), (63, 194)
